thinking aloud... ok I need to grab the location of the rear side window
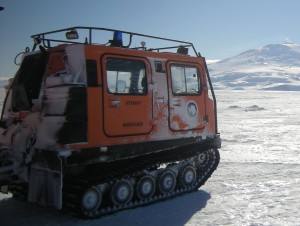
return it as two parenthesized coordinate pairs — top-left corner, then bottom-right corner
(12, 53), (47, 111)
(106, 58), (147, 95)
(86, 60), (98, 87)
(171, 64), (200, 95)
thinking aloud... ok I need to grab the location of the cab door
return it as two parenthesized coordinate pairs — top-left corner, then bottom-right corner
(102, 55), (153, 137)
(167, 62), (206, 132)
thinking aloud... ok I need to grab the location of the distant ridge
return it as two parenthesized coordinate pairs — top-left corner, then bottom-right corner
(0, 79), (9, 88)
(209, 42), (300, 91)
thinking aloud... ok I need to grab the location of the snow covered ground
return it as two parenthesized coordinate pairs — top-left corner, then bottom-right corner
(1, 90), (300, 226)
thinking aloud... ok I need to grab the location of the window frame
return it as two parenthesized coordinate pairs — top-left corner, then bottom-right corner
(104, 56), (148, 96)
(170, 63), (202, 96)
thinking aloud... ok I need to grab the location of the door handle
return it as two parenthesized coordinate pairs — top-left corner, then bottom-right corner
(109, 98), (120, 108)
(172, 98), (181, 106)
(157, 97), (164, 105)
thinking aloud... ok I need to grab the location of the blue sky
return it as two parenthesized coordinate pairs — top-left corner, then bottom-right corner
(1, 0), (300, 77)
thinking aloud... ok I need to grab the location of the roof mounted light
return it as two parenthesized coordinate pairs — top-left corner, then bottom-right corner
(177, 46), (189, 55)
(66, 30), (79, 40)
(109, 31), (123, 47)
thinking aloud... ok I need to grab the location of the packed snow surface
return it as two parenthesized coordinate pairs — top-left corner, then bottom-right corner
(1, 90), (300, 226)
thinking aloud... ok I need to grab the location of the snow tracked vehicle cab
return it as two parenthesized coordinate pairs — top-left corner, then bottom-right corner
(0, 27), (221, 218)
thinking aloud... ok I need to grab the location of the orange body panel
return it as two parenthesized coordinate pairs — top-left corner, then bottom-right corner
(45, 52), (65, 76)
(67, 45), (216, 150)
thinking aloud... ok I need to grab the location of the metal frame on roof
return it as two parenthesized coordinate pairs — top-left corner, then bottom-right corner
(31, 26), (200, 56)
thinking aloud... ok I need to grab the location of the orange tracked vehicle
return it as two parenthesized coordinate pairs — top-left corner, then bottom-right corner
(0, 27), (221, 218)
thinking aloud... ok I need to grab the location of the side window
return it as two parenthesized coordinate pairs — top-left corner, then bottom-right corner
(170, 64), (200, 95)
(12, 53), (47, 111)
(86, 60), (98, 87)
(106, 58), (147, 94)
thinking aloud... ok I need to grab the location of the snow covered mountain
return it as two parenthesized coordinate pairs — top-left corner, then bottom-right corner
(208, 41), (300, 91)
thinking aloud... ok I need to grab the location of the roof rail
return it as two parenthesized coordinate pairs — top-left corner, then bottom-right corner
(31, 26), (199, 56)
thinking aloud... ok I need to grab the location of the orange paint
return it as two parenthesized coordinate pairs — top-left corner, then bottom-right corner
(64, 44), (216, 150)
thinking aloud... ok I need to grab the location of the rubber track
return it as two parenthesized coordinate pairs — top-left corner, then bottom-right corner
(62, 145), (220, 219)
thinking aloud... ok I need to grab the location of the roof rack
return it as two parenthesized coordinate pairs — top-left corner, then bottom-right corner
(31, 26), (200, 56)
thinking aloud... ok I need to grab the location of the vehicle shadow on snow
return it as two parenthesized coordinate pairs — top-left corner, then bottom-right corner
(0, 190), (210, 226)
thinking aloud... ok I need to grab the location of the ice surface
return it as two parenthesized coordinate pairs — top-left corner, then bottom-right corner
(218, 90), (300, 164)
(1, 90), (300, 225)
